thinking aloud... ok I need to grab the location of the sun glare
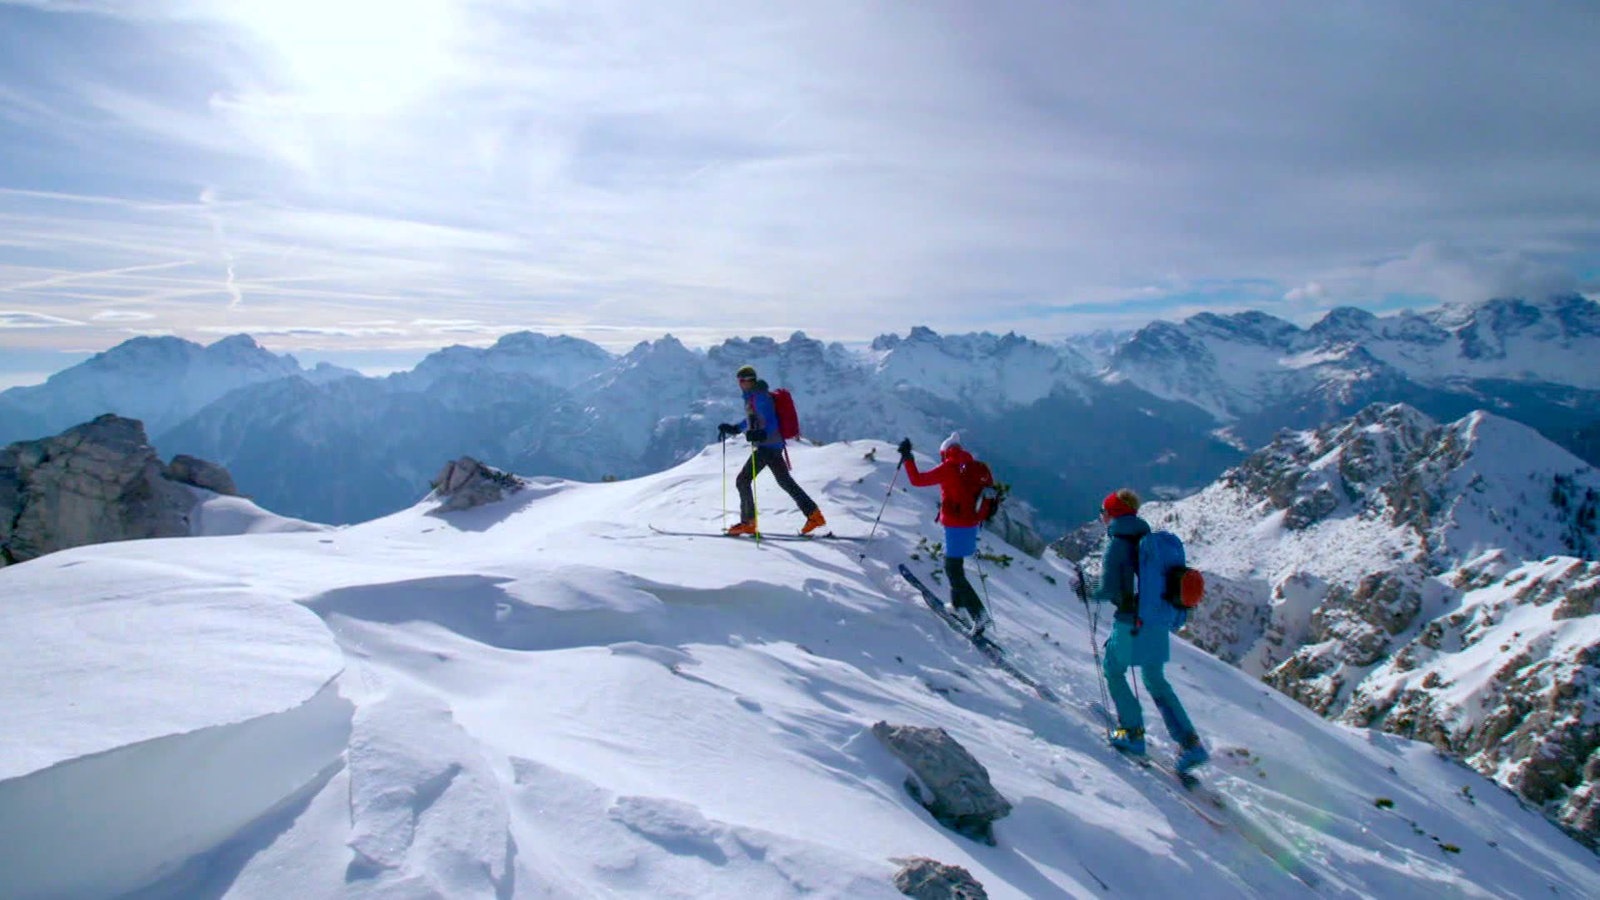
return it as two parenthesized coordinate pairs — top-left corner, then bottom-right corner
(228, 0), (459, 114)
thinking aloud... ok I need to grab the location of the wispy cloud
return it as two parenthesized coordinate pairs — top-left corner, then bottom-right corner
(0, 310), (85, 328)
(2, 0), (1598, 361)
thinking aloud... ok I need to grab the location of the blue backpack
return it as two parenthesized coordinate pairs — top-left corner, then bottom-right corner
(1121, 530), (1205, 633)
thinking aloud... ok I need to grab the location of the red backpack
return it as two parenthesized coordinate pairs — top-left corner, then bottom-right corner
(771, 388), (801, 440)
(949, 459), (1002, 522)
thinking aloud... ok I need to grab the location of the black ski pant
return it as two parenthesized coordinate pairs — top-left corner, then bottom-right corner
(736, 445), (818, 524)
(945, 555), (985, 618)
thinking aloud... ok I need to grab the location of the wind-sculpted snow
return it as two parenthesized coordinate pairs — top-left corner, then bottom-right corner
(0, 682), (351, 899)
(0, 552), (345, 779)
(4, 441), (1600, 897)
(0, 551), (348, 898)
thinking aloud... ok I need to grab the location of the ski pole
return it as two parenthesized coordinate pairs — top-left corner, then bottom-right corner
(866, 460), (901, 541)
(973, 551), (994, 611)
(750, 449), (761, 543)
(721, 436), (728, 532)
(1074, 560), (1114, 733)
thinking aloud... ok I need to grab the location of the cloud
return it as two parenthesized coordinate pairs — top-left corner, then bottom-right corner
(193, 324), (409, 338)
(1371, 242), (1580, 307)
(0, 310), (84, 328)
(2, 1), (1599, 350)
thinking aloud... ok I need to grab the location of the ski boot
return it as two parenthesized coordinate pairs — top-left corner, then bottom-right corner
(1175, 739), (1209, 774)
(1109, 727), (1147, 757)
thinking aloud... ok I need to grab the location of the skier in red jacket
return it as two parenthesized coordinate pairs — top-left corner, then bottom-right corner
(898, 432), (994, 636)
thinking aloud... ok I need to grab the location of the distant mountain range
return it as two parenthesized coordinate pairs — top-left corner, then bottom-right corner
(2, 293), (1596, 529)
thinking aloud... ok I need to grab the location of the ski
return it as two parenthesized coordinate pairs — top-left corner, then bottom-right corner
(1089, 702), (1321, 887)
(897, 563), (1059, 702)
(648, 525), (869, 542)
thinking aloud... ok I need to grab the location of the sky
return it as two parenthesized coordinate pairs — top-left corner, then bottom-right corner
(4, 440), (1597, 897)
(2, 1), (1599, 384)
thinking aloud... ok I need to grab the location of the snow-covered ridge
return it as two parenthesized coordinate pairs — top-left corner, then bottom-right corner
(2, 441), (1597, 897)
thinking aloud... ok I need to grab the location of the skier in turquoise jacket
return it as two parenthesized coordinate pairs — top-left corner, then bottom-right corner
(1094, 487), (1209, 773)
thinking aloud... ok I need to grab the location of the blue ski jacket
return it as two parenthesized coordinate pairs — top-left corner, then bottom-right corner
(1094, 513), (1170, 666)
(741, 385), (785, 449)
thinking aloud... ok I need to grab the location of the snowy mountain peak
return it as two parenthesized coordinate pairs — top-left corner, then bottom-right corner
(1308, 306), (1381, 343)
(81, 334), (204, 371)
(1217, 402), (1598, 566)
(405, 332), (615, 391)
(205, 332), (271, 359)
(1187, 309), (1302, 346)
(0, 334), (307, 443)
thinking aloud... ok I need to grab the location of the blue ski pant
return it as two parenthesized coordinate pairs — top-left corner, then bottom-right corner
(1104, 633), (1198, 746)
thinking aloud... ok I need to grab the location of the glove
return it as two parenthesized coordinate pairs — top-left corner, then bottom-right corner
(897, 438), (913, 462)
(717, 422), (740, 440)
(745, 427), (768, 443)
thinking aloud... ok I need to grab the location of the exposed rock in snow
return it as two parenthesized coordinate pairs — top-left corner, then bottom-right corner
(0, 414), (306, 566)
(1, 414), (196, 564)
(165, 453), (238, 496)
(893, 856), (989, 899)
(429, 456), (527, 511)
(871, 722), (1012, 845)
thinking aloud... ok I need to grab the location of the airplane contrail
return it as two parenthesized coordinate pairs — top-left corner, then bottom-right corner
(199, 187), (245, 308)
(4, 260), (194, 292)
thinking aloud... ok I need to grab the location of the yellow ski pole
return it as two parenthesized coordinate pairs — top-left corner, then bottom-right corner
(750, 449), (761, 542)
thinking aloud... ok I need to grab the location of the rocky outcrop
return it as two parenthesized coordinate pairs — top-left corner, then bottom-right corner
(892, 857), (988, 899)
(1, 414), (237, 566)
(871, 722), (1011, 845)
(1335, 556), (1600, 847)
(985, 499), (1047, 558)
(429, 457), (527, 512)
(165, 454), (238, 496)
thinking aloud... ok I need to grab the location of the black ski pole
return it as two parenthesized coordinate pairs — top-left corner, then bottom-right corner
(1074, 560), (1114, 732)
(866, 459), (901, 541)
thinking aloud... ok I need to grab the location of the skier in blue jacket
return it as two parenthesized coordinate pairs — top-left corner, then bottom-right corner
(716, 365), (825, 536)
(1095, 487), (1209, 772)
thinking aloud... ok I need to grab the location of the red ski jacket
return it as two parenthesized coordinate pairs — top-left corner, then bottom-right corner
(904, 445), (988, 528)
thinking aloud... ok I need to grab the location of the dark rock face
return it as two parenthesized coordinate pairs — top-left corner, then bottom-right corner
(165, 454), (238, 496)
(1, 415), (236, 566)
(871, 722), (1012, 845)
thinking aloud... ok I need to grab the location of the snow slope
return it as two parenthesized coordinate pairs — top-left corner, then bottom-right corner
(1, 442), (1596, 898)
